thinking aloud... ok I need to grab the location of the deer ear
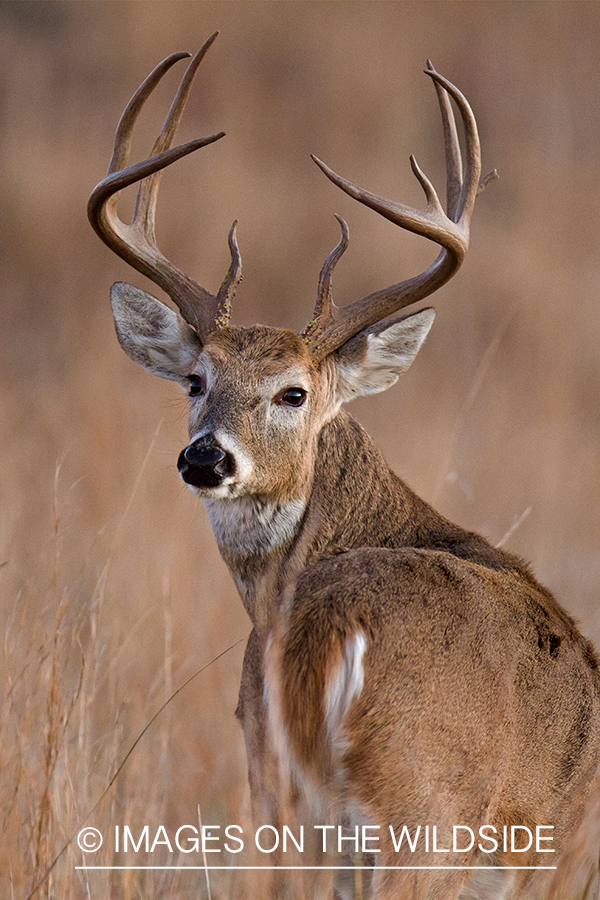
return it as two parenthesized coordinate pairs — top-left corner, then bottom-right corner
(110, 282), (202, 383)
(334, 307), (435, 402)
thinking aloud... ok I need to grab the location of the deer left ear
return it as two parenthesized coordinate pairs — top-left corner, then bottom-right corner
(334, 307), (435, 402)
(110, 282), (202, 383)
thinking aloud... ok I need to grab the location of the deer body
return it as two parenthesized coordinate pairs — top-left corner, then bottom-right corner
(89, 36), (600, 898)
(193, 335), (600, 896)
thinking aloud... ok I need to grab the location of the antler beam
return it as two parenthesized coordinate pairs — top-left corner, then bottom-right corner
(303, 62), (497, 361)
(87, 32), (241, 341)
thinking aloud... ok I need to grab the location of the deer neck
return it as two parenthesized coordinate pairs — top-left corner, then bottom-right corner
(203, 408), (460, 627)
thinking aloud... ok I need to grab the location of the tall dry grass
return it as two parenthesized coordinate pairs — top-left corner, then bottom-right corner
(1, 2), (599, 897)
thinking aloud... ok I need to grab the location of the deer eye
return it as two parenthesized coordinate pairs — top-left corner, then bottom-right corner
(188, 374), (205, 397)
(278, 387), (307, 407)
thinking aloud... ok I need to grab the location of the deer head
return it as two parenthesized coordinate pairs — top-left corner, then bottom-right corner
(88, 32), (494, 505)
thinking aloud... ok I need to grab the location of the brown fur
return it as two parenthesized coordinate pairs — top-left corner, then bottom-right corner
(205, 392), (600, 899)
(110, 298), (600, 897)
(96, 48), (600, 896)
(264, 411), (600, 898)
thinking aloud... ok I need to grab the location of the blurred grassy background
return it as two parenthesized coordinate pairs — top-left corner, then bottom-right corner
(1, 2), (599, 897)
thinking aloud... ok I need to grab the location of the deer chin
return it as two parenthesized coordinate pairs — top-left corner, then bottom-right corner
(184, 479), (246, 500)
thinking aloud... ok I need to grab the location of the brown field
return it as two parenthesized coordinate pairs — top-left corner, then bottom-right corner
(1, 2), (599, 897)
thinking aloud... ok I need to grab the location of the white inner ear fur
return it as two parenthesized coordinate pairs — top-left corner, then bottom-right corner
(335, 308), (435, 402)
(110, 281), (202, 382)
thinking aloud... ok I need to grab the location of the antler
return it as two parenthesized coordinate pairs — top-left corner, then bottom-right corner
(87, 32), (241, 341)
(303, 62), (497, 360)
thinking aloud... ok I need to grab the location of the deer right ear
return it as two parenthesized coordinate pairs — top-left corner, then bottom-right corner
(333, 307), (435, 402)
(110, 282), (202, 383)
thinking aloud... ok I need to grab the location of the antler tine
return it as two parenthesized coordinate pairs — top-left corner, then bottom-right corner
(214, 220), (243, 326)
(302, 215), (349, 341)
(134, 33), (219, 240)
(426, 59), (462, 221)
(424, 67), (481, 223)
(304, 67), (492, 362)
(88, 33), (240, 340)
(106, 51), (190, 177)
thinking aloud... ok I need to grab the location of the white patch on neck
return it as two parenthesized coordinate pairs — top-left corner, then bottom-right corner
(204, 495), (307, 556)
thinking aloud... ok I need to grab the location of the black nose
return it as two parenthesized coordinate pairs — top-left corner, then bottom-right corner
(177, 439), (235, 488)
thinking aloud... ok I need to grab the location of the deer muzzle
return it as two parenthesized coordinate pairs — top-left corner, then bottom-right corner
(177, 438), (236, 489)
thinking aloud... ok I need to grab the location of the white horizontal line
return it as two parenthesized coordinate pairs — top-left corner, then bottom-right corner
(76, 865), (557, 871)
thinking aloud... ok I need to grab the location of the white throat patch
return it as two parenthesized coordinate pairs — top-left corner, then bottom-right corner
(204, 495), (307, 556)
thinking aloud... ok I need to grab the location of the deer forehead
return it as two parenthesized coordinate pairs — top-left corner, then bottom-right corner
(198, 325), (322, 396)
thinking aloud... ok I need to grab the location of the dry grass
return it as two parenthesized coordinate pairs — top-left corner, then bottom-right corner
(1, 2), (599, 897)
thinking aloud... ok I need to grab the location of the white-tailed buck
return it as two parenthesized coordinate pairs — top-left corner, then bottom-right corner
(89, 33), (600, 899)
